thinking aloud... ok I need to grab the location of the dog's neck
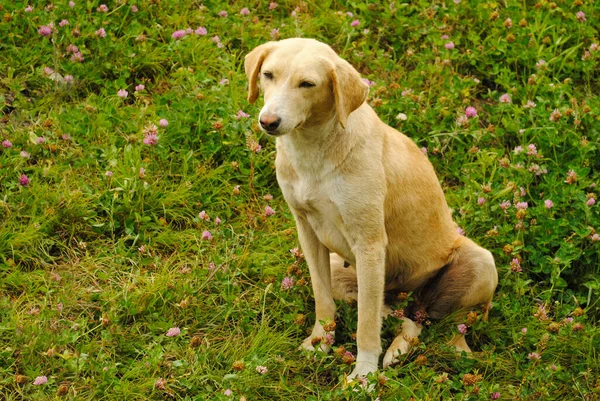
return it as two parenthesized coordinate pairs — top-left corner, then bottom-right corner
(276, 116), (359, 177)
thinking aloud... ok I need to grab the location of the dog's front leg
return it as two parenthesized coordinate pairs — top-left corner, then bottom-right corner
(349, 244), (386, 379)
(294, 214), (336, 353)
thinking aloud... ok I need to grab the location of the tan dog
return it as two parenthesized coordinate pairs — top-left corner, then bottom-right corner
(245, 38), (498, 379)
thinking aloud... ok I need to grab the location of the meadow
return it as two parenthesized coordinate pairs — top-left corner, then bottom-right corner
(1, 0), (599, 399)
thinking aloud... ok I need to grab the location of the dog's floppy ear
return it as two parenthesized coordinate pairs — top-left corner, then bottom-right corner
(330, 59), (369, 128)
(244, 42), (275, 104)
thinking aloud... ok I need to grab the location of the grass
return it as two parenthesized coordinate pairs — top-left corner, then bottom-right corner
(1, 0), (599, 400)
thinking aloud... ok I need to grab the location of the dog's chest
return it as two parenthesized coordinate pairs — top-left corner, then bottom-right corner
(281, 176), (352, 256)
(286, 178), (330, 214)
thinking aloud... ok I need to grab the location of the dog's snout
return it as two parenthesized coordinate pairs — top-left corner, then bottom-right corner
(260, 114), (281, 132)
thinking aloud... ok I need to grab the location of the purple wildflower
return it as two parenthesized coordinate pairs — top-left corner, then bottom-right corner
(33, 376), (48, 385)
(465, 106), (477, 117)
(322, 332), (335, 345)
(38, 26), (52, 36)
(516, 202), (528, 210)
(172, 30), (187, 39)
(457, 324), (468, 334)
(166, 327), (181, 337)
(202, 231), (212, 240)
(71, 52), (84, 63)
(143, 133), (158, 146)
(19, 174), (29, 187)
(281, 277), (294, 290)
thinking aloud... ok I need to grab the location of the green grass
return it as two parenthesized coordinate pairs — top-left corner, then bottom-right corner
(1, 0), (599, 399)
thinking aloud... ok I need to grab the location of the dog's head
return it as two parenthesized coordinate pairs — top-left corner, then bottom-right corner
(245, 38), (369, 136)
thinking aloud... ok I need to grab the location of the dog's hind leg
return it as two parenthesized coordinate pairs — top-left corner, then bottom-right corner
(421, 235), (497, 353)
(382, 317), (422, 368)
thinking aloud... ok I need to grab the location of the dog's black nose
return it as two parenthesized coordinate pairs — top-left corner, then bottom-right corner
(260, 115), (281, 131)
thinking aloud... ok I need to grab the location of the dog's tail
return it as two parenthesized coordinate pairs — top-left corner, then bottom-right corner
(330, 253), (358, 302)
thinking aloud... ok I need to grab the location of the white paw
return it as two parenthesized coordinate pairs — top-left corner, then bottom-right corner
(382, 336), (412, 368)
(347, 360), (378, 380)
(299, 333), (333, 354)
(449, 334), (472, 354)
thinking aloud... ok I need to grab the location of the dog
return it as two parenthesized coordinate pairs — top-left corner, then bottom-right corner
(245, 38), (498, 379)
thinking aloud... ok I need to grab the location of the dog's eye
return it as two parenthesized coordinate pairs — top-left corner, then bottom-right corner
(299, 81), (315, 88)
(263, 71), (274, 80)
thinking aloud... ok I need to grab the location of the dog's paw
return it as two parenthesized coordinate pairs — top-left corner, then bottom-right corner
(342, 375), (376, 393)
(449, 334), (472, 354)
(299, 334), (333, 354)
(347, 360), (378, 381)
(382, 335), (413, 368)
